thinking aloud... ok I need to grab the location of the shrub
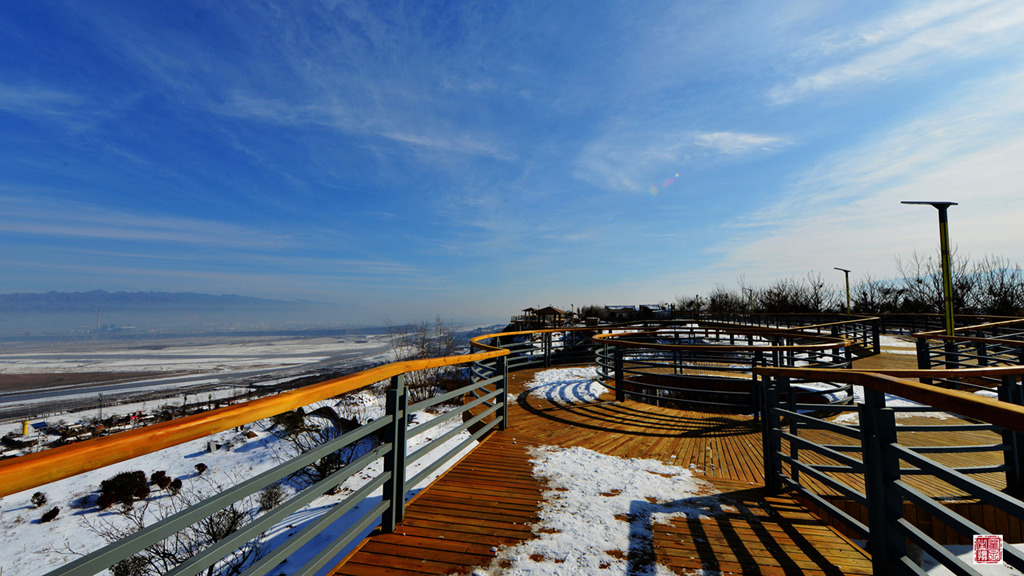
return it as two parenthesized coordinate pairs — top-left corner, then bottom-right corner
(97, 492), (118, 510)
(100, 471), (147, 504)
(111, 556), (150, 576)
(133, 484), (151, 500)
(31, 492), (47, 508)
(149, 471), (167, 485)
(40, 506), (60, 522)
(168, 478), (183, 495)
(257, 484), (286, 512)
(194, 463), (208, 475)
(156, 475), (172, 490)
(70, 493), (96, 510)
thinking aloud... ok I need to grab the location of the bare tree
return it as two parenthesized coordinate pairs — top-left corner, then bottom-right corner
(896, 249), (973, 314)
(266, 403), (367, 492)
(386, 315), (467, 402)
(79, 476), (267, 576)
(674, 295), (703, 315)
(969, 255), (1024, 315)
(804, 272), (838, 312)
(706, 284), (745, 314)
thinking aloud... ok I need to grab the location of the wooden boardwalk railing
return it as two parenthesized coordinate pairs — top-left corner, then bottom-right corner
(331, 367), (875, 575)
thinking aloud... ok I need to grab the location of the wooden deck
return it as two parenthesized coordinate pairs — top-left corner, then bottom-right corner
(330, 363), (893, 575)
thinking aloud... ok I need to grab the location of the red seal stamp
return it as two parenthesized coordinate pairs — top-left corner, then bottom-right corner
(974, 534), (1003, 565)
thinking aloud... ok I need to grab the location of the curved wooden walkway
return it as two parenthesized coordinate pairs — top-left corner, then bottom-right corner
(330, 364), (887, 575)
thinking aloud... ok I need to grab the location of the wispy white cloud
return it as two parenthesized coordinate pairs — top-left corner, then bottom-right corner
(380, 131), (517, 161)
(770, 0), (1024, 104)
(576, 125), (790, 193)
(0, 195), (291, 249)
(0, 84), (83, 116)
(693, 132), (790, 155)
(712, 67), (1024, 284)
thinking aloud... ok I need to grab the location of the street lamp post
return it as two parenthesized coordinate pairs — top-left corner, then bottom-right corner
(834, 267), (851, 314)
(743, 287), (754, 314)
(901, 201), (958, 336)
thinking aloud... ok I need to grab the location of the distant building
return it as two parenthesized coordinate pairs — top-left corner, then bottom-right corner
(639, 304), (671, 319)
(604, 305), (637, 321)
(510, 306), (572, 330)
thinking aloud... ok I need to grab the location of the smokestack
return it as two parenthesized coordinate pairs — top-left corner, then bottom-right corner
(97, 307), (101, 330)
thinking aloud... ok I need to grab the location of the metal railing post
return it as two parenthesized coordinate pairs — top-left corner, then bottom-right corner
(872, 319), (881, 355)
(751, 350), (764, 422)
(544, 332), (552, 368)
(943, 339), (958, 369)
(497, 356), (509, 431)
(781, 376), (799, 486)
(915, 338), (930, 369)
(614, 347), (625, 402)
(860, 387), (906, 574)
(762, 376), (783, 493)
(383, 374), (408, 533)
(915, 338), (933, 385)
(1001, 374), (1024, 495)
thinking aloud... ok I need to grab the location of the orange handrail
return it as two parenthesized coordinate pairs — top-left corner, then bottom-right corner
(591, 329), (850, 352)
(0, 349), (507, 499)
(755, 366), (1024, 433)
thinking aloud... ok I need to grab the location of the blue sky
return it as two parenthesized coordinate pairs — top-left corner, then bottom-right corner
(3, 1), (1024, 325)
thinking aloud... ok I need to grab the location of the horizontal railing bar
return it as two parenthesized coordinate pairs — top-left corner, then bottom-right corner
(904, 444), (1008, 454)
(895, 424), (994, 432)
(892, 444), (1024, 515)
(405, 414), (501, 491)
(0, 349), (508, 498)
(292, 500), (392, 576)
(774, 409), (862, 439)
(407, 387), (501, 443)
(409, 378), (498, 414)
(780, 456), (867, 502)
(242, 475), (391, 576)
(897, 482), (1024, 571)
(779, 477), (870, 538)
(895, 518), (981, 576)
(757, 369), (1024, 434)
(51, 418), (393, 576)
(778, 431), (866, 471)
(406, 396), (501, 468)
(164, 439), (393, 576)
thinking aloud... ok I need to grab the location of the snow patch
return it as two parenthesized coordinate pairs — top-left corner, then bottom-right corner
(524, 367), (607, 404)
(475, 446), (722, 575)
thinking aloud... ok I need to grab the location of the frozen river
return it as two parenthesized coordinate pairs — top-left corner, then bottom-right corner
(0, 333), (393, 421)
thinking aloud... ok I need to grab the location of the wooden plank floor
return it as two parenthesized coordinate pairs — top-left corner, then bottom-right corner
(331, 366), (876, 575)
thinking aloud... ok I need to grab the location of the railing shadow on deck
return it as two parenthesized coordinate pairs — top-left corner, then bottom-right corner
(758, 364), (1024, 575)
(514, 387), (761, 439)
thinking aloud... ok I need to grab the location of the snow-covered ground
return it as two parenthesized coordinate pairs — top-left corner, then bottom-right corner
(475, 445), (719, 576)
(0, 335), (397, 425)
(0, 387), (476, 576)
(879, 333), (919, 355)
(521, 366), (608, 403)
(0, 335), (390, 375)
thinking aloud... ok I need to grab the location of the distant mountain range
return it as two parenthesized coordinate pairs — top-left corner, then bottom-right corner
(0, 290), (311, 312)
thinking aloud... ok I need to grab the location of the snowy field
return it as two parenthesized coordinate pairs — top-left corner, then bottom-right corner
(0, 335), (391, 375)
(878, 333), (919, 355)
(0, 386), (476, 576)
(0, 334), (395, 424)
